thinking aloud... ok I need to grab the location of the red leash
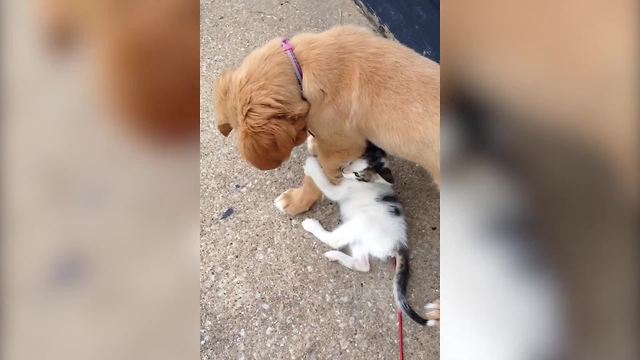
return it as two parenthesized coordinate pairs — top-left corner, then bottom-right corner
(392, 258), (404, 360)
(397, 308), (404, 360)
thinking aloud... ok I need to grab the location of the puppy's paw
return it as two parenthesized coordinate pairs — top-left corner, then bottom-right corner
(425, 299), (440, 327)
(303, 157), (321, 177)
(274, 192), (288, 213)
(274, 188), (316, 215)
(302, 218), (321, 233)
(324, 250), (343, 261)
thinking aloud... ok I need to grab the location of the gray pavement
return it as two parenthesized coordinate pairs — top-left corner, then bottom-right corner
(200, 1), (440, 358)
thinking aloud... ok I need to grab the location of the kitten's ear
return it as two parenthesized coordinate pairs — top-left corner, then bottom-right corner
(376, 167), (395, 184)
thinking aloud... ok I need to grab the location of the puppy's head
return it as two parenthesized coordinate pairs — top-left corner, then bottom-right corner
(213, 40), (309, 170)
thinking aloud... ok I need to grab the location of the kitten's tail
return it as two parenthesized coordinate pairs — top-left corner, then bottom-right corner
(394, 246), (428, 325)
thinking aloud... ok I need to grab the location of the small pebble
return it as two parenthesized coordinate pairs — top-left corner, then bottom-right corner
(220, 207), (234, 220)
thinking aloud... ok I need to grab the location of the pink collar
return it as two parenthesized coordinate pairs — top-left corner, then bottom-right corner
(281, 39), (304, 94)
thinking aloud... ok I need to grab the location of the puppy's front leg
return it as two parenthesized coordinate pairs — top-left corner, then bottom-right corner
(274, 175), (323, 216)
(426, 299), (440, 327)
(274, 142), (363, 216)
(315, 144), (363, 184)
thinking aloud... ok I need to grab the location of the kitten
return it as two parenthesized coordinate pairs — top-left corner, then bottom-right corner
(301, 143), (429, 326)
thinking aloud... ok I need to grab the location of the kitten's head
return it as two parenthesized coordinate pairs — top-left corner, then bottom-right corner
(342, 142), (395, 184)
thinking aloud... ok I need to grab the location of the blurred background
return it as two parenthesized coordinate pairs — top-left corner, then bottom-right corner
(442, 0), (637, 359)
(2, 1), (199, 360)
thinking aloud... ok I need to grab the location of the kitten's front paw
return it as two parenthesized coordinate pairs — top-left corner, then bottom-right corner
(303, 157), (321, 177)
(306, 135), (318, 156)
(324, 250), (343, 262)
(301, 218), (321, 233)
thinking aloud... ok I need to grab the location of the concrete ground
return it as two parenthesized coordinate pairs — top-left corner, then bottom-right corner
(200, 1), (440, 358)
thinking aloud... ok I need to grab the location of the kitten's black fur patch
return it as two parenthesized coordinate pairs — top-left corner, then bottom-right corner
(389, 205), (402, 216)
(379, 194), (399, 203)
(362, 142), (395, 184)
(360, 144), (401, 216)
(377, 194), (402, 216)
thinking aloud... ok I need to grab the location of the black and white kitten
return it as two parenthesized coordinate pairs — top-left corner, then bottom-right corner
(302, 143), (430, 326)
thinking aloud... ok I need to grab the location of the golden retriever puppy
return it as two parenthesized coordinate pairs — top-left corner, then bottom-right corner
(214, 26), (440, 215)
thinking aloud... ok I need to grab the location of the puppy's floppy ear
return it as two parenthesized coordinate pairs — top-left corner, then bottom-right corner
(237, 99), (309, 170)
(376, 166), (395, 184)
(237, 119), (296, 170)
(213, 70), (234, 137)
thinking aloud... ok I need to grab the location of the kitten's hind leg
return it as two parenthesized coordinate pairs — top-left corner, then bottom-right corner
(302, 219), (354, 249)
(324, 251), (371, 272)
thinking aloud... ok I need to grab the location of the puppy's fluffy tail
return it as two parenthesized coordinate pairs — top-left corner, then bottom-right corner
(394, 246), (428, 325)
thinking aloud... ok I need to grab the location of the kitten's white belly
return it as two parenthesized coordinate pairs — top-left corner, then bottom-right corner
(339, 200), (406, 260)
